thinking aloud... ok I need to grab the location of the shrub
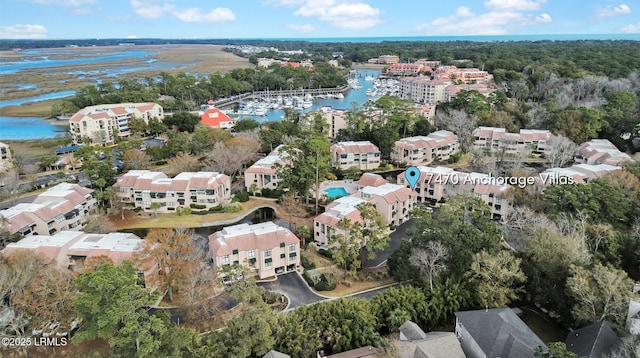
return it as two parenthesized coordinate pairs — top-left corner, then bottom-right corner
(189, 203), (206, 210)
(314, 273), (336, 291)
(302, 270), (315, 286)
(340, 280), (352, 287)
(223, 202), (242, 213)
(234, 191), (250, 202)
(261, 188), (283, 198)
(208, 205), (223, 212)
(176, 207), (192, 216)
(447, 152), (463, 164)
(318, 249), (333, 259)
(300, 254), (315, 270)
(155, 160), (167, 165)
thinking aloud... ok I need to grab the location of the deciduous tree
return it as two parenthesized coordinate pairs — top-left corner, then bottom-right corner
(465, 250), (526, 309)
(409, 241), (449, 291)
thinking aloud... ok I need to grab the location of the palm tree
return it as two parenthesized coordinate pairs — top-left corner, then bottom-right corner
(149, 202), (161, 219)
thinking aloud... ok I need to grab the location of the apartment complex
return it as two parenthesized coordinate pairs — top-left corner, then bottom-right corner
(385, 63), (430, 77)
(0, 183), (97, 241)
(397, 166), (511, 220)
(399, 77), (450, 104)
(445, 83), (496, 101)
(391, 131), (460, 166)
(2, 231), (143, 270)
(208, 222), (300, 279)
(472, 127), (553, 155)
(314, 175), (415, 247)
(244, 145), (286, 192)
(330, 141), (381, 170)
(69, 102), (164, 145)
(114, 170), (231, 212)
(368, 55), (400, 64)
(574, 139), (631, 166)
(434, 66), (492, 84)
(316, 107), (348, 139)
(539, 163), (622, 185)
(0, 142), (11, 173)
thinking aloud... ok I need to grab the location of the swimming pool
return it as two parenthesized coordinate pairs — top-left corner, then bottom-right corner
(324, 187), (348, 198)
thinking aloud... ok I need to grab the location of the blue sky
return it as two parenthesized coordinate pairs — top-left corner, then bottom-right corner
(1, 0), (640, 39)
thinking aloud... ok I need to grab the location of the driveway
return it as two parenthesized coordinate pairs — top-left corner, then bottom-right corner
(258, 272), (324, 309)
(361, 219), (414, 268)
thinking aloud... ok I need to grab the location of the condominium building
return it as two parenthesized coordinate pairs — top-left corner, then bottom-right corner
(0, 183), (97, 241)
(244, 145), (286, 192)
(69, 102), (164, 145)
(397, 166), (511, 220)
(2, 231), (143, 271)
(330, 141), (381, 170)
(357, 183), (416, 226)
(574, 139), (632, 166)
(377, 55), (400, 64)
(472, 127), (553, 155)
(385, 63), (428, 77)
(399, 77), (450, 104)
(315, 107), (348, 139)
(314, 196), (369, 247)
(538, 163), (622, 185)
(114, 170), (231, 212)
(314, 177), (415, 247)
(0, 142), (12, 173)
(208, 222), (300, 279)
(391, 131), (460, 166)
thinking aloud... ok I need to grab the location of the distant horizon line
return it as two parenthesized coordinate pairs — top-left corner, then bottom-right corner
(2, 33), (640, 42)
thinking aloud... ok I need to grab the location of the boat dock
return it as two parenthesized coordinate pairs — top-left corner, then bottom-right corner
(212, 85), (349, 108)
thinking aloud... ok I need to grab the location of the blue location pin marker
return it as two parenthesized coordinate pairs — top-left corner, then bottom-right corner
(405, 166), (420, 190)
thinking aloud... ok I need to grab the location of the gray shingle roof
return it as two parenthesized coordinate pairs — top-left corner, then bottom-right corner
(455, 308), (548, 358)
(565, 321), (623, 358)
(399, 320), (428, 341)
(263, 350), (291, 358)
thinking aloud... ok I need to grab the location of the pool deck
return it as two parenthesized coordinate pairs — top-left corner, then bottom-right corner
(317, 180), (359, 198)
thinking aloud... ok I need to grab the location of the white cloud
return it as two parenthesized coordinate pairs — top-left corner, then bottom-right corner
(0, 24), (48, 39)
(484, 0), (547, 11)
(127, 35), (138, 39)
(597, 4), (631, 18)
(173, 7), (235, 23)
(130, 0), (174, 19)
(286, 23), (315, 33)
(619, 23), (640, 33)
(130, 0), (236, 23)
(292, 0), (383, 30)
(416, 2), (551, 35)
(28, 0), (96, 6)
(263, 0), (305, 6)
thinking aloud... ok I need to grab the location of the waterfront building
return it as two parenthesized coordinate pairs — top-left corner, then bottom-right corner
(69, 102), (164, 145)
(398, 77), (450, 104)
(391, 131), (460, 166)
(330, 141), (381, 170)
(209, 222), (300, 279)
(0, 183), (97, 242)
(114, 170), (231, 212)
(200, 107), (235, 129)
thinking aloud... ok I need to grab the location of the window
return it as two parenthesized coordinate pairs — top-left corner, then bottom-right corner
(249, 258), (256, 265)
(289, 244), (296, 252)
(248, 249), (255, 258)
(222, 255), (229, 264)
(279, 242), (285, 248)
(289, 252), (297, 258)
(265, 258), (272, 267)
(233, 260), (239, 265)
(232, 249), (238, 255)
(264, 249), (271, 258)
(280, 253), (286, 259)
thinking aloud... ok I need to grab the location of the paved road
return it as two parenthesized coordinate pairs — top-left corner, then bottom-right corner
(258, 272), (324, 309)
(361, 219), (414, 268)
